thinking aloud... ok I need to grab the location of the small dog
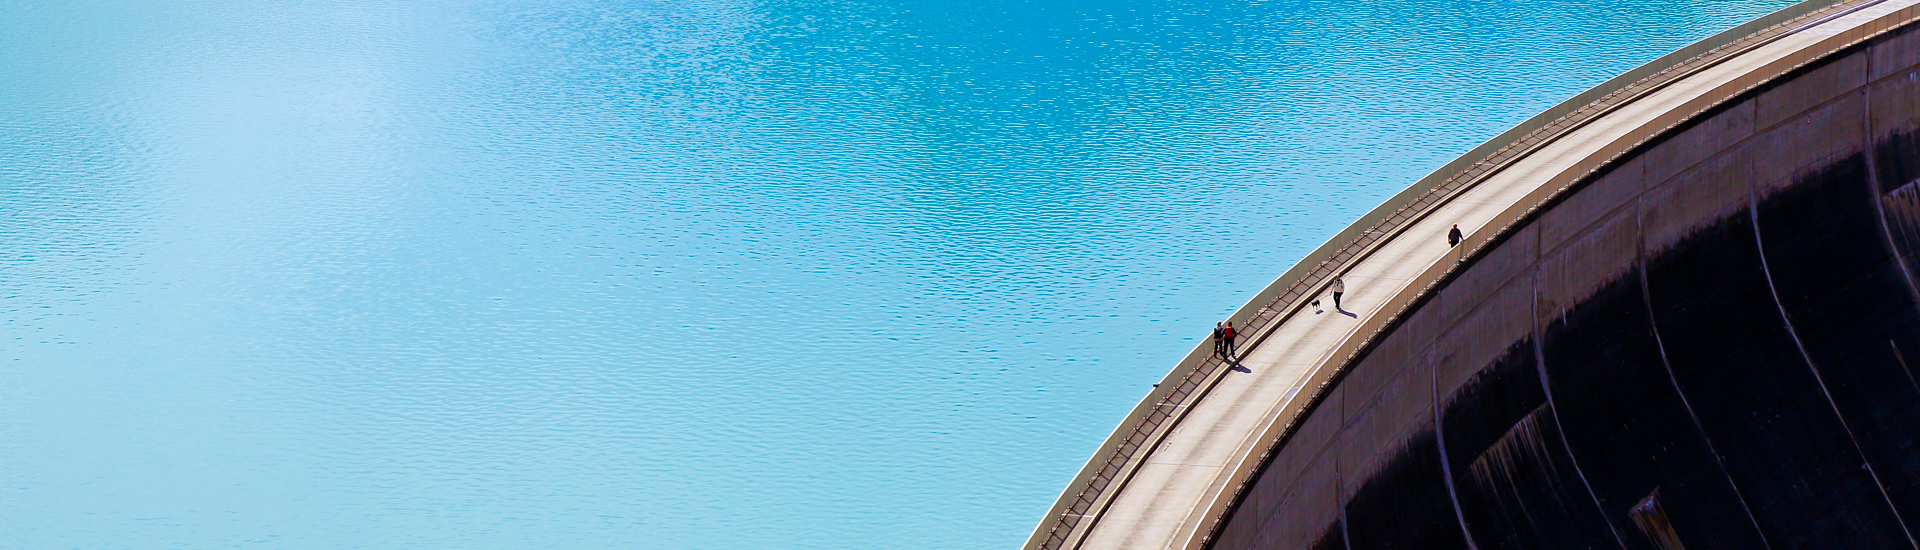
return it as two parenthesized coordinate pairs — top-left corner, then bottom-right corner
(1311, 299), (1322, 314)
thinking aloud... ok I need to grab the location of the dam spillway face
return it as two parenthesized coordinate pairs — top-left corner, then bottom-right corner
(1208, 18), (1920, 550)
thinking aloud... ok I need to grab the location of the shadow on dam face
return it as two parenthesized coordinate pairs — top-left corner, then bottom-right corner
(1210, 20), (1920, 550)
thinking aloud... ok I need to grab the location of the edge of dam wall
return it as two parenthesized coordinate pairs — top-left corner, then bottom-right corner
(1208, 12), (1920, 550)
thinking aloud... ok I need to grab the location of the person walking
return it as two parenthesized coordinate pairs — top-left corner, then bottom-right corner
(1223, 321), (1238, 360)
(1448, 224), (1463, 247)
(1212, 322), (1225, 357)
(1331, 276), (1346, 311)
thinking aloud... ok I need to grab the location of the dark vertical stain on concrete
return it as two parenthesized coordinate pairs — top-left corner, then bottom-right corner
(1441, 342), (1545, 464)
(1754, 154), (1920, 538)
(1343, 428), (1470, 550)
(1434, 337), (1484, 550)
(1875, 130), (1920, 194)
(1542, 270), (1764, 550)
(1636, 257), (1773, 550)
(1534, 287), (1632, 550)
(1881, 179), (1920, 283)
(1863, 58), (1920, 305)
(1439, 338), (1613, 550)
(1453, 408), (1615, 550)
(1646, 206), (1909, 548)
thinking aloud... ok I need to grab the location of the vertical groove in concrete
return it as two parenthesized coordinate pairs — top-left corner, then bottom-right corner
(1634, 250), (1774, 550)
(1893, 340), (1920, 395)
(1431, 339), (1480, 550)
(1337, 439), (1351, 550)
(1529, 283), (1628, 550)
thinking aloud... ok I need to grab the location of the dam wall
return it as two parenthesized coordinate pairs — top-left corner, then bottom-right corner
(1210, 17), (1920, 550)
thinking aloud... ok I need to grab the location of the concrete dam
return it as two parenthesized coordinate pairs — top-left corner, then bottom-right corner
(1027, 1), (1920, 549)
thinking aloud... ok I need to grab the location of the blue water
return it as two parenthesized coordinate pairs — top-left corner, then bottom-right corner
(1, 0), (1795, 548)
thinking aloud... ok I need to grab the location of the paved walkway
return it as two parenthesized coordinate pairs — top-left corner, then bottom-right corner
(1053, 1), (1920, 548)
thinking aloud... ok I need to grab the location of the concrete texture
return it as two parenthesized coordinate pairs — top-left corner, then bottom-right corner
(1029, 1), (1920, 549)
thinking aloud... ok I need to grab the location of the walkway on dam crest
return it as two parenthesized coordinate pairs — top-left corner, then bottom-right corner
(1029, 1), (1920, 549)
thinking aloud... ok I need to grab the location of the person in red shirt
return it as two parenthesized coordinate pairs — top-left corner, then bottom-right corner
(1223, 321), (1238, 360)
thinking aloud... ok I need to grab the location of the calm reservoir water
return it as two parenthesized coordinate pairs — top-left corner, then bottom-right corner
(2, 0), (1797, 548)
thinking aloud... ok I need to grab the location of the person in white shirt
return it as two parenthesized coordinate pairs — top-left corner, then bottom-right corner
(1331, 276), (1345, 311)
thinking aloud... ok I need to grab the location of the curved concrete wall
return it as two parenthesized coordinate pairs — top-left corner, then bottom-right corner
(1210, 16), (1920, 550)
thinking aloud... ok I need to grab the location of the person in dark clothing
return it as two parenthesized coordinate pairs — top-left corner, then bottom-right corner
(1222, 321), (1238, 359)
(1448, 224), (1463, 247)
(1212, 322), (1224, 357)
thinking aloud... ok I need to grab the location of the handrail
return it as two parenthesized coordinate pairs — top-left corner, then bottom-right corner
(1022, 1), (1858, 549)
